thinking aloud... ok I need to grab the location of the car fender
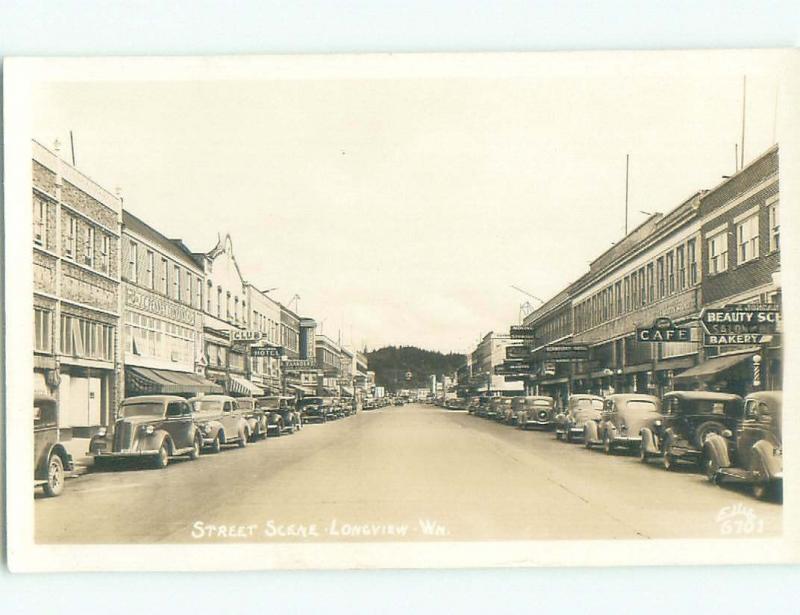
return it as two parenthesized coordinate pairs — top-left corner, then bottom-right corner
(201, 420), (223, 440)
(751, 439), (781, 480)
(36, 443), (72, 480)
(601, 421), (617, 441)
(88, 433), (111, 455)
(584, 420), (599, 442)
(640, 427), (659, 455)
(703, 433), (731, 469)
(139, 430), (172, 454)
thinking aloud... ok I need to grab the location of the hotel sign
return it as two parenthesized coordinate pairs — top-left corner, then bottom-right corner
(250, 345), (282, 357)
(700, 305), (779, 346)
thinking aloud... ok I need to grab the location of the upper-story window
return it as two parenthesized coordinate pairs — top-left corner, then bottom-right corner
(100, 234), (109, 274)
(687, 239), (697, 285)
(185, 271), (192, 305)
(146, 250), (155, 288)
(217, 287), (223, 318)
(207, 281), (212, 312)
(33, 198), (46, 246)
(129, 240), (138, 281)
(65, 216), (77, 259)
(242, 301), (247, 326)
(708, 229), (728, 275)
(646, 263), (654, 303)
(768, 201), (779, 252)
(226, 292), (232, 320)
(736, 214), (759, 264)
(623, 277), (630, 313)
(234, 297), (240, 323)
(84, 225), (95, 268)
(656, 257), (665, 298)
(666, 252), (675, 294)
(173, 264), (181, 300)
(676, 245), (686, 290)
(160, 257), (169, 294)
(196, 276), (203, 309)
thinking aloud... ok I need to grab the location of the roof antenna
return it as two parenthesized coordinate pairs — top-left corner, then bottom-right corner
(69, 130), (76, 166)
(740, 75), (747, 170)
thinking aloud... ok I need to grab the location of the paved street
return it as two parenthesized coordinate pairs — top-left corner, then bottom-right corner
(36, 403), (781, 543)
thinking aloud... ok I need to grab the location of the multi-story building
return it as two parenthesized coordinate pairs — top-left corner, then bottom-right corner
(32, 141), (122, 436)
(315, 334), (342, 396)
(279, 303), (301, 360)
(245, 283), (283, 394)
(339, 346), (355, 398)
(192, 234), (264, 397)
(468, 332), (524, 395)
(675, 146), (781, 394)
(120, 211), (221, 397)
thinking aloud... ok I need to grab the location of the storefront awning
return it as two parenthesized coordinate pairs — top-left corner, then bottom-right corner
(322, 387), (339, 397)
(341, 386), (354, 397)
(229, 375), (265, 396)
(674, 352), (754, 382)
(289, 383), (316, 395)
(126, 366), (223, 395)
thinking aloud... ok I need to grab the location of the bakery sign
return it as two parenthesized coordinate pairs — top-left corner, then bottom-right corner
(700, 305), (780, 346)
(125, 285), (196, 325)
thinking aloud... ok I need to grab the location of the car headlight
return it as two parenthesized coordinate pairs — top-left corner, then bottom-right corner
(95, 427), (107, 438)
(143, 424), (155, 435)
(654, 420), (662, 427)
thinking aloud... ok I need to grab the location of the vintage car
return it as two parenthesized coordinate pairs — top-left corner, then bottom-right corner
(703, 391), (782, 499)
(555, 394), (604, 442)
(89, 395), (203, 468)
(363, 399), (377, 411)
(235, 396), (269, 441)
(585, 394), (661, 454)
(467, 397), (481, 414)
(485, 397), (506, 420)
(515, 396), (555, 430)
(257, 396), (302, 435)
(34, 394), (74, 496)
(394, 397), (405, 406)
(640, 391), (744, 470)
(189, 395), (250, 452)
(297, 396), (328, 423)
(445, 398), (464, 410)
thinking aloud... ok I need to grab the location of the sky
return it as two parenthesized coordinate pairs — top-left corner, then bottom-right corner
(32, 52), (787, 354)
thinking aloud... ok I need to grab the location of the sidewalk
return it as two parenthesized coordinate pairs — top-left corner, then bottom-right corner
(62, 437), (94, 475)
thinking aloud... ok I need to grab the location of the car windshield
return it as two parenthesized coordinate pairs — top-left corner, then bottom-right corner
(684, 400), (740, 416)
(120, 402), (164, 418)
(257, 398), (281, 409)
(298, 398), (323, 407)
(625, 400), (657, 413)
(192, 399), (224, 413)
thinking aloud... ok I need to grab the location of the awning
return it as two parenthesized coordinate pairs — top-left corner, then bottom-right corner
(126, 366), (223, 395)
(340, 386), (354, 397)
(289, 383), (316, 395)
(674, 352), (754, 382)
(229, 375), (265, 396)
(322, 387), (338, 396)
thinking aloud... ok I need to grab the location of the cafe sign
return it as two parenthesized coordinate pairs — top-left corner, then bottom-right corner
(636, 317), (692, 343)
(700, 305), (779, 346)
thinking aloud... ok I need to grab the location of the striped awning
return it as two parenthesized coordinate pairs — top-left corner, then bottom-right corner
(289, 383), (316, 395)
(126, 366), (223, 395)
(229, 375), (265, 396)
(340, 386), (354, 397)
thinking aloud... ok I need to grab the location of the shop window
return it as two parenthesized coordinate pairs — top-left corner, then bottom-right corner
(34, 308), (52, 352)
(736, 214), (759, 264)
(707, 229), (728, 275)
(768, 201), (779, 252)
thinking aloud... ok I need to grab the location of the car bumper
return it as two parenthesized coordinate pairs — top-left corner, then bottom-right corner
(93, 449), (160, 458)
(612, 435), (642, 445)
(523, 420), (552, 426)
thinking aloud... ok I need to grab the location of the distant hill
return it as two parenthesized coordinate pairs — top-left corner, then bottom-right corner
(366, 346), (465, 393)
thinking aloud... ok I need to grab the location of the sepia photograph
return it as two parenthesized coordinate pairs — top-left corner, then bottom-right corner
(3, 49), (799, 571)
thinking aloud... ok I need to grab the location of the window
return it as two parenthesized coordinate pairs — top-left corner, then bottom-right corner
(638, 267), (646, 307)
(768, 202), (779, 252)
(646, 263), (654, 304)
(196, 277), (202, 308)
(614, 282), (622, 317)
(129, 240), (138, 281)
(174, 265), (181, 300)
(84, 226), (95, 268)
(657, 257), (665, 298)
(185, 271), (192, 305)
(34, 308), (52, 352)
(687, 239), (697, 285)
(234, 297), (239, 322)
(736, 214), (759, 264)
(226, 292), (231, 320)
(100, 234), (110, 274)
(676, 246), (686, 290)
(631, 271), (638, 308)
(708, 230), (728, 275)
(207, 281), (213, 312)
(65, 216), (77, 259)
(33, 198), (46, 246)
(60, 314), (113, 360)
(666, 252), (675, 294)
(160, 258), (169, 294)
(624, 277), (630, 313)
(146, 251), (155, 288)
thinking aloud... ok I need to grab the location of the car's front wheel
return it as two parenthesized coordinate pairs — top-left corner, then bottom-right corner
(639, 441), (649, 462)
(602, 432), (613, 455)
(43, 454), (65, 497)
(189, 435), (201, 460)
(154, 443), (170, 469)
(662, 442), (676, 471)
(238, 429), (248, 448)
(210, 434), (221, 454)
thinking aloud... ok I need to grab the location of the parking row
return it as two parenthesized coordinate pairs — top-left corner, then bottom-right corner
(464, 390), (783, 501)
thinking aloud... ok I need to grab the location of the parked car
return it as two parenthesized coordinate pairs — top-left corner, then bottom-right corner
(445, 398), (465, 410)
(189, 395), (250, 452)
(90, 395), (203, 468)
(499, 398), (516, 424)
(475, 397), (492, 418)
(585, 394), (661, 454)
(235, 396), (269, 441)
(297, 396), (327, 423)
(515, 396), (555, 430)
(640, 391), (744, 470)
(257, 396), (302, 435)
(467, 397), (481, 414)
(34, 394), (73, 496)
(555, 394), (604, 442)
(394, 397), (405, 406)
(485, 397), (505, 420)
(704, 391), (782, 499)
(363, 399), (377, 411)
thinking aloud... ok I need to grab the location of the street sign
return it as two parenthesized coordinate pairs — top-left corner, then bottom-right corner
(700, 305), (780, 346)
(231, 330), (263, 343)
(510, 325), (537, 339)
(285, 359), (316, 370)
(250, 345), (283, 357)
(503, 375), (528, 382)
(494, 362), (533, 376)
(543, 344), (589, 360)
(506, 345), (532, 360)
(636, 317), (692, 343)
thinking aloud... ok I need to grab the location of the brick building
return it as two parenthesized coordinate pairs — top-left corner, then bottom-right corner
(32, 141), (122, 436)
